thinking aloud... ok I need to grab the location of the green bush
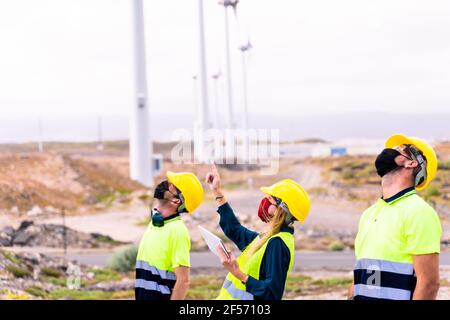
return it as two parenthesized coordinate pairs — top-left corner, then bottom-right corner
(341, 169), (354, 180)
(2, 251), (21, 265)
(425, 186), (441, 198)
(40, 276), (68, 287)
(48, 289), (113, 300)
(328, 241), (345, 252)
(107, 245), (138, 272)
(355, 165), (375, 179)
(186, 275), (223, 299)
(88, 268), (122, 282)
(91, 234), (120, 245)
(117, 189), (132, 196)
(41, 267), (63, 278)
(438, 160), (450, 170)
(6, 265), (32, 278)
(136, 216), (150, 227)
(312, 277), (353, 286)
(24, 286), (47, 298)
(96, 193), (115, 204)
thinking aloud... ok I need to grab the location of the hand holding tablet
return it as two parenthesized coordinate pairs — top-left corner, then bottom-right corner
(198, 225), (230, 259)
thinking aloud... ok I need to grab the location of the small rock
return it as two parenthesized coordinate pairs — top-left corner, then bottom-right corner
(83, 196), (98, 205)
(1, 226), (15, 237)
(12, 230), (34, 246)
(27, 206), (44, 217)
(90, 279), (133, 292)
(0, 234), (12, 246)
(18, 220), (34, 230)
(95, 203), (106, 210)
(43, 206), (60, 215)
(2, 220), (123, 249)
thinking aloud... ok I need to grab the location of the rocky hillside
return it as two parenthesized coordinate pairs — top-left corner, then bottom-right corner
(0, 152), (149, 216)
(0, 220), (125, 248)
(0, 249), (134, 300)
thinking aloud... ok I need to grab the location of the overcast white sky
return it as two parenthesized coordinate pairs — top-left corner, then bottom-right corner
(1, 0), (450, 118)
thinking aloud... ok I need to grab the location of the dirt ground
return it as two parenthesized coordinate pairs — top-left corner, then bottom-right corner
(1, 141), (450, 299)
(1, 147), (449, 251)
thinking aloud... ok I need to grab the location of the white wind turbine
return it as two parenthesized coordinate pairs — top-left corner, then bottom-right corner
(130, 0), (153, 187)
(211, 70), (223, 131)
(219, 0), (239, 130)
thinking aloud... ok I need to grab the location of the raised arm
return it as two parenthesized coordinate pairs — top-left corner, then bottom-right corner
(206, 163), (258, 251)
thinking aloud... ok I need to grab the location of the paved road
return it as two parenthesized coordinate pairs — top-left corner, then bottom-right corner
(55, 250), (450, 269)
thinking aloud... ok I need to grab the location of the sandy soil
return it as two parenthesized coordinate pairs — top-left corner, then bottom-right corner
(40, 206), (149, 244)
(1, 159), (448, 249)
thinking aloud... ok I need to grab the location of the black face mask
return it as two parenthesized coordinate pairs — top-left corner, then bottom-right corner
(375, 148), (402, 177)
(153, 180), (188, 213)
(154, 180), (170, 200)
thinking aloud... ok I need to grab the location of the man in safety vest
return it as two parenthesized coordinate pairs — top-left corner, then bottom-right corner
(349, 134), (442, 300)
(135, 171), (204, 300)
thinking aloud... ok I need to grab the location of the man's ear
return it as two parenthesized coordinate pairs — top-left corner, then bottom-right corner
(405, 159), (418, 169)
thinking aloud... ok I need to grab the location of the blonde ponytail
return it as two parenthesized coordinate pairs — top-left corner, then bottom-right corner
(245, 207), (290, 257)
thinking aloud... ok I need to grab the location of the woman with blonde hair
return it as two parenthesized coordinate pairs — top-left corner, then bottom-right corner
(205, 164), (311, 300)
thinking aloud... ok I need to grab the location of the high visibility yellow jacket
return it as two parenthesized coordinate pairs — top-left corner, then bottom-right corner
(216, 231), (294, 300)
(354, 188), (441, 300)
(135, 215), (190, 300)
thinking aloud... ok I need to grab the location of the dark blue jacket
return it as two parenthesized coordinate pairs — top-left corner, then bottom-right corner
(217, 202), (293, 300)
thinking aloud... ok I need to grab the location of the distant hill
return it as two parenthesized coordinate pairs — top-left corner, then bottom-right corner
(1, 112), (449, 144)
(0, 152), (145, 214)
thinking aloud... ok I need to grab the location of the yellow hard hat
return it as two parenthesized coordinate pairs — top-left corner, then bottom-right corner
(385, 134), (438, 190)
(166, 171), (204, 213)
(260, 179), (311, 223)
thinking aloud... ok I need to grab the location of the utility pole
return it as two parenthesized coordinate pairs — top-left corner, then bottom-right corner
(62, 208), (67, 258)
(130, 0), (153, 187)
(97, 115), (104, 151)
(37, 115), (43, 152)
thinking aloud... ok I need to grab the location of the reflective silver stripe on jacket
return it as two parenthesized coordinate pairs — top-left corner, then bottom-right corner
(223, 279), (254, 300)
(135, 279), (171, 295)
(354, 284), (411, 300)
(355, 258), (414, 275)
(136, 260), (176, 280)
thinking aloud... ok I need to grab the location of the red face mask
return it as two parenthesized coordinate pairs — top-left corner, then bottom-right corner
(258, 197), (273, 223)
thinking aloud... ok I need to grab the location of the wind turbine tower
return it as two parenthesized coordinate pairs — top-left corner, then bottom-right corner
(130, 0), (153, 187)
(220, 0), (239, 130)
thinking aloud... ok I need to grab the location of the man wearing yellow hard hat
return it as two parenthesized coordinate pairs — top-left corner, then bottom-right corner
(349, 134), (442, 300)
(135, 171), (204, 300)
(205, 163), (311, 300)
